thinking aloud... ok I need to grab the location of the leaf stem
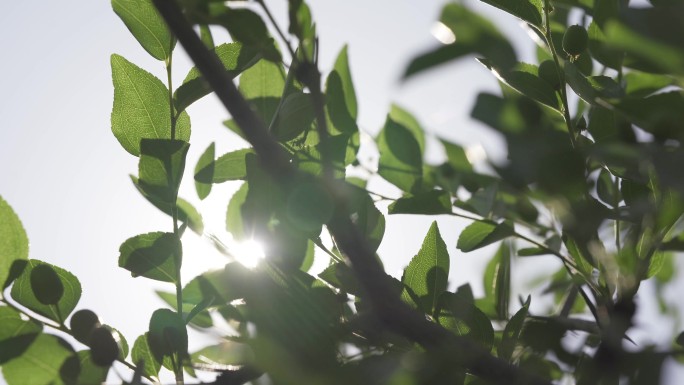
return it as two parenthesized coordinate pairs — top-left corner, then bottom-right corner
(542, 0), (577, 148)
(254, 0), (297, 60)
(166, 43), (184, 385)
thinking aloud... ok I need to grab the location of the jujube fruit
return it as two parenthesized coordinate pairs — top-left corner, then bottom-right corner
(89, 326), (119, 367)
(563, 25), (588, 56)
(70, 309), (101, 344)
(30, 264), (64, 305)
(538, 60), (560, 89)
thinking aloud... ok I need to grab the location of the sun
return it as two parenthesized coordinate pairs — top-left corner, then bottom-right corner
(231, 238), (265, 269)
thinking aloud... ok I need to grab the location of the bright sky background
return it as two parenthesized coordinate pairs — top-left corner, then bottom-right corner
(1, 0), (683, 383)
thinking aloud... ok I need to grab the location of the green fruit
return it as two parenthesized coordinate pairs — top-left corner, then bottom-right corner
(538, 60), (560, 89)
(70, 309), (101, 344)
(30, 264), (64, 305)
(563, 25), (589, 56)
(89, 326), (119, 367)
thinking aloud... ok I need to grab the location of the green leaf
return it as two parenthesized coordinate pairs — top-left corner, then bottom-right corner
(110, 54), (191, 156)
(194, 143), (215, 200)
(156, 290), (213, 329)
(271, 92), (315, 141)
(61, 350), (110, 385)
(131, 333), (161, 379)
(138, 139), (189, 206)
(478, 60), (561, 112)
(195, 148), (253, 184)
(377, 115), (423, 193)
(319, 262), (363, 297)
(404, 3), (516, 78)
(148, 309), (188, 360)
(175, 43), (261, 113)
(118, 232), (181, 283)
(478, 0), (543, 28)
(401, 222), (450, 314)
(239, 59), (286, 125)
(0, 307), (42, 364)
(1, 334), (74, 385)
(199, 24), (214, 49)
(226, 182), (250, 240)
(388, 190), (452, 215)
(498, 296), (530, 362)
(111, 0), (174, 61)
(440, 139), (474, 172)
(603, 20), (684, 75)
(564, 62), (623, 105)
(613, 92), (684, 142)
(436, 292), (494, 350)
(131, 177), (204, 235)
(588, 21), (623, 70)
(344, 184), (386, 252)
(326, 45), (359, 135)
(10, 260), (81, 324)
(482, 242), (511, 320)
(191, 341), (254, 367)
(0, 196), (29, 288)
(624, 71), (674, 97)
(214, 8), (281, 62)
(457, 220), (515, 252)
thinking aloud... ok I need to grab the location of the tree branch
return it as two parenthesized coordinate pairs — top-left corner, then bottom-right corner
(151, 2), (550, 384)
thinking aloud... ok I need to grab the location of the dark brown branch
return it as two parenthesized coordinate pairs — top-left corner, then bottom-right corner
(151, 1), (551, 384)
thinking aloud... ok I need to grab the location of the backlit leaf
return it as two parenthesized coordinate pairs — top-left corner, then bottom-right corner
(112, 0), (174, 61)
(10, 260), (81, 324)
(138, 139), (189, 206)
(401, 222), (450, 314)
(118, 232), (180, 283)
(388, 190), (453, 215)
(326, 45), (358, 135)
(131, 333), (161, 379)
(478, 0), (543, 28)
(111, 54), (190, 156)
(498, 296), (530, 361)
(194, 143), (215, 200)
(0, 307), (42, 364)
(195, 148), (253, 184)
(0, 196), (28, 288)
(1, 334), (73, 385)
(377, 115), (423, 193)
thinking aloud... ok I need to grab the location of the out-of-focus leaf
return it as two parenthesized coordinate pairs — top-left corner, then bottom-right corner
(388, 190), (452, 215)
(340, 184), (385, 252)
(175, 43), (261, 113)
(457, 220), (515, 252)
(319, 262), (363, 297)
(0, 307), (42, 364)
(0, 196), (28, 289)
(138, 139), (189, 206)
(596, 168), (620, 207)
(498, 296), (530, 361)
(111, 0), (174, 61)
(604, 20), (684, 75)
(613, 92), (684, 141)
(156, 291), (213, 329)
(110, 54), (190, 156)
(118, 232), (181, 283)
(401, 222), (450, 314)
(226, 182), (249, 240)
(60, 350), (110, 385)
(194, 143), (215, 200)
(1, 334), (73, 385)
(377, 115), (423, 193)
(588, 22), (623, 69)
(405, 3), (516, 78)
(195, 148), (253, 184)
(10, 260), (81, 324)
(191, 341), (254, 367)
(478, 0), (543, 28)
(483, 242), (511, 320)
(624, 71), (674, 97)
(389, 105), (425, 154)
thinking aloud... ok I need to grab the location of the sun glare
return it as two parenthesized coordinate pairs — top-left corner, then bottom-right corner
(232, 239), (265, 269)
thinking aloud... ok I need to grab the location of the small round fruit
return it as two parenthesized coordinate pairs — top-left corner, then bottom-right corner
(70, 309), (101, 344)
(563, 25), (589, 56)
(30, 264), (64, 305)
(89, 327), (119, 367)
(538, 60), (560, 89)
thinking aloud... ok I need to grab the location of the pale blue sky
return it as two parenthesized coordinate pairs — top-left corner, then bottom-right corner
(0, 0), (681, 383)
